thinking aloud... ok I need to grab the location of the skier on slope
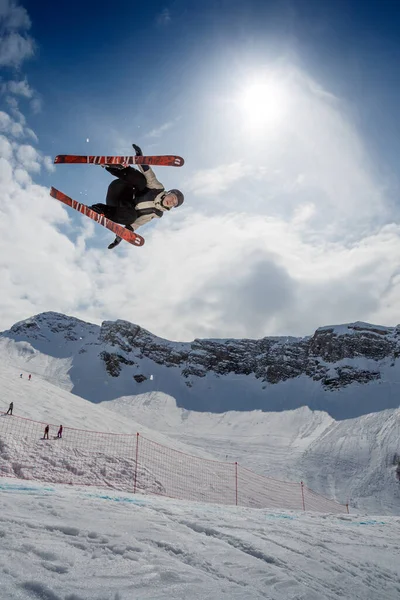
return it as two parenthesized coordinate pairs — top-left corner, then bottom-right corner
(90, 144), (184, 249)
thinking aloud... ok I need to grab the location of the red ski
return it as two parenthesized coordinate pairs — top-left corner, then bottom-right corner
(49, 187), (145, 247)
(54, 155), (184, 167)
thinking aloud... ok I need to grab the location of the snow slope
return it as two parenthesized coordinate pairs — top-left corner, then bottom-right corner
(299, 409), (400, 515)
(0, 358), (216, 460)
(0, 480), (399, 600)
(103, 392), (334, 477)
(103, 392), (400, 514)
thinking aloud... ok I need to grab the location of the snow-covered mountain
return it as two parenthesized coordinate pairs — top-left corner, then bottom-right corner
(2, 311), (400, 419)
(1, 312), (400, 514)
(0, 343), (399, 514)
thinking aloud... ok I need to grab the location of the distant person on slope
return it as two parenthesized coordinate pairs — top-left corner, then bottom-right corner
(5, 402), (13, 415)
(43, 425), (50, 440)
(90, 143), (184, 250)
(57, 425), (63, 439)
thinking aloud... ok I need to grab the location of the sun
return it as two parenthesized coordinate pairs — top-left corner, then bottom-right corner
(238, 78), (288, 130)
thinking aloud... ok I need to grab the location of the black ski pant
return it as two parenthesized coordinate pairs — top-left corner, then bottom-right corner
(105, 167), (147, 226)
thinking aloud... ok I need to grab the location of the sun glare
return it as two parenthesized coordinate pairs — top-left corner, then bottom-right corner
(239, 78), (288, 130)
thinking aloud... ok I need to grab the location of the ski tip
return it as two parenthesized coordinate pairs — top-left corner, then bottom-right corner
(54, 155), (73, 164)
(133, 236), (145, 247)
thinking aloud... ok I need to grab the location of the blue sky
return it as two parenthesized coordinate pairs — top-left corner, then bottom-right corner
(1, 0), (400, 340)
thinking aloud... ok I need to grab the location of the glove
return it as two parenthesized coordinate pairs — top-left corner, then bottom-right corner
(132, 143), (149, 171)
(108, 225), (133, 250)
(108, 236), (122, 250)
(90, 204), (117, 220)
(132, 143), (143, 156)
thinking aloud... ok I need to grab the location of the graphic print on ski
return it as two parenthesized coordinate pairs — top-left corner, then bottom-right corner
(54, 155), (184, 167)
(49, 187), (145, 247)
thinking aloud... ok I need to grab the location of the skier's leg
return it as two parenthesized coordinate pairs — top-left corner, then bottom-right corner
(103, 182), (138, 225)
(105, 166), (147, 191)
(106, 179), (130, 208)
(92, 180), (137, 224)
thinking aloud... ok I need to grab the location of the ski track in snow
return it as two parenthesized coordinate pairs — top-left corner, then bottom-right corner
(0, 480), (400, 600)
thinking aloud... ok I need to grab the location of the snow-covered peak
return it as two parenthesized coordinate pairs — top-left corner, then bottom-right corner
(316, 321), (395, 337)
(8, 311), (99, 341)
(2, 312), (400, 419)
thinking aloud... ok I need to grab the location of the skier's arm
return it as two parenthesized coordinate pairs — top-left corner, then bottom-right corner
(132, 143), (164, 191)
(130, 212), (160, 231)
(137, 165), (164, 191)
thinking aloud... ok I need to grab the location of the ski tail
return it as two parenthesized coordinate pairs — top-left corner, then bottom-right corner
(49, 187), (145, 247)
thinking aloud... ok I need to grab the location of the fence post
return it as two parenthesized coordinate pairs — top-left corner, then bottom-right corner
(134, 432), (140, 494)
(235, 462), (238, 506)
(300, 481), (305, 511)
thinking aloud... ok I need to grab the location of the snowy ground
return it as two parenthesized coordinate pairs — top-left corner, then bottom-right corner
(0, 479), (399, 600)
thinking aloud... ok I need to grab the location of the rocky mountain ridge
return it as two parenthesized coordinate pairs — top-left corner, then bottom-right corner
(1, 312), (400, 419)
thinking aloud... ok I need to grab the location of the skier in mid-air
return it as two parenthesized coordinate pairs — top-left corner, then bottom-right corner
(90, 144), (184, 249)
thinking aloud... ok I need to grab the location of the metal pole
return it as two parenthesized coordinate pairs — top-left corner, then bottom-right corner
(235, 462), (238, 506)
(134, 432), (139, 494)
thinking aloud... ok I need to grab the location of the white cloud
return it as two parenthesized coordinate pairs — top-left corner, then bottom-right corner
(15, 143), (41, 172)
(0, 109), (22, 136)
(24, 127), (38, 141)
(13, 165), (31, 186)
(6, 77), (33, 97)
(30, 96), (41, 113)
(3, 81), (42, 116)
(0, 108), (38, 144)
(9, 119), (22, 136)
(0, 0), (31, 30)
(0, 133), (12, 158)
(0, 110), (11, 131)
(0, 31), (34, 67)
(185, 162), (254, 195)
(42, 155), (55, 172)
(0, 2), (34, 67)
